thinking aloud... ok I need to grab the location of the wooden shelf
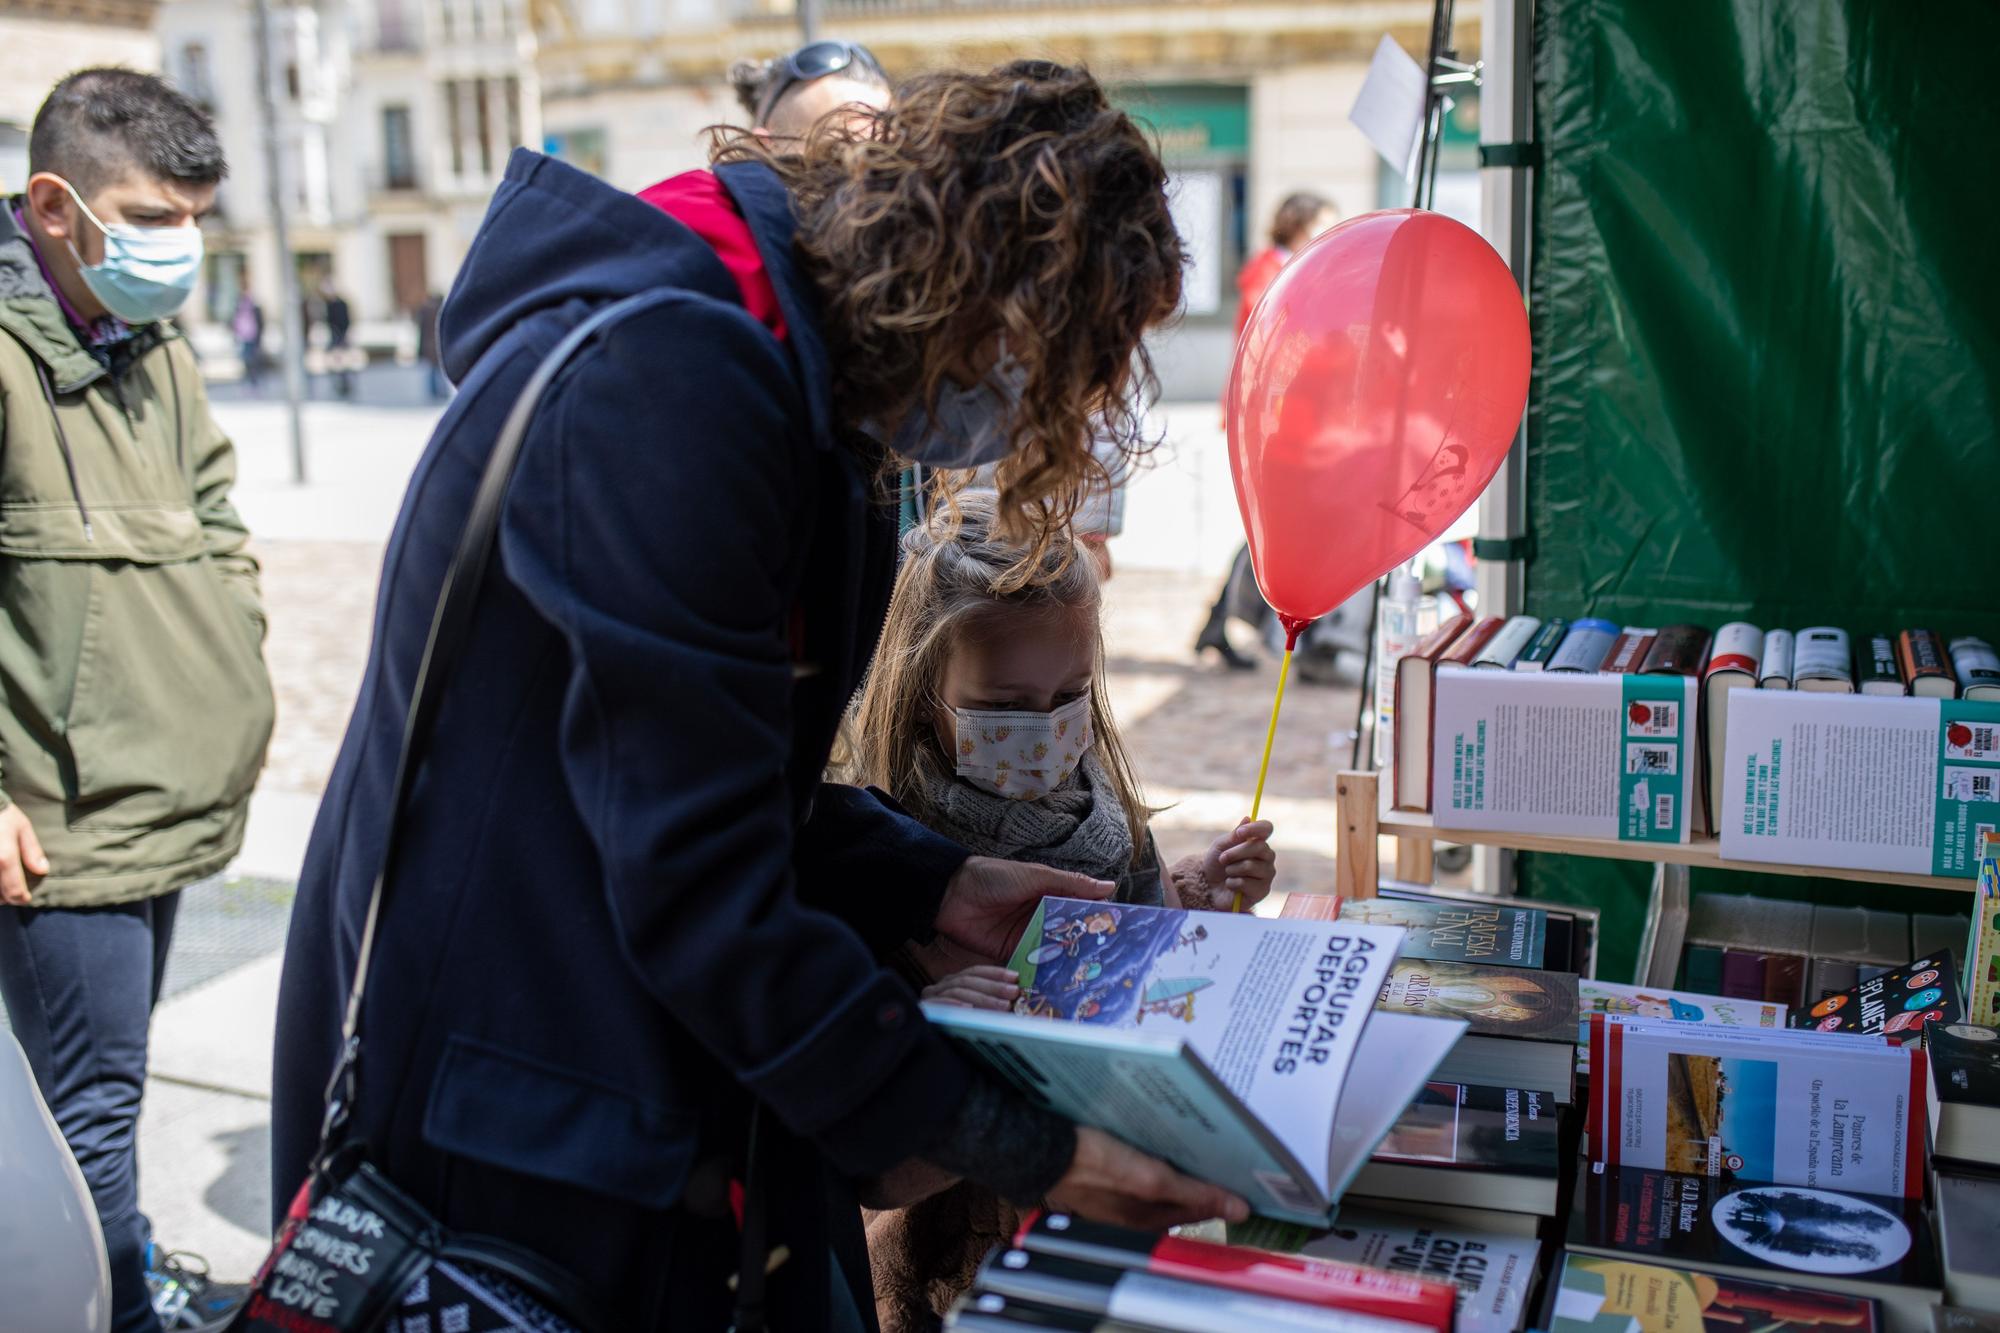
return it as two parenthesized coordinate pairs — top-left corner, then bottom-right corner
(1373, 786), (1971, 894)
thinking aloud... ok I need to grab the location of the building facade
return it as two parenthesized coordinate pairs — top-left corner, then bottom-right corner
(157, 0), (540, 347)
(535, 0), (1481, 397)
(0, 1), (164, 193)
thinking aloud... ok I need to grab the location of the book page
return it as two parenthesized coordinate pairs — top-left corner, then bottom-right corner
(1009, 898), (1409, 1195)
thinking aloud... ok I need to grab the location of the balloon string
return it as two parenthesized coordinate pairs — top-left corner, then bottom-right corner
(1237, 647), (1294, 913)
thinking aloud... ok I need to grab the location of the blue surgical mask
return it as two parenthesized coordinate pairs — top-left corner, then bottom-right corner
(865, 350), (1028, 469)
(58, 179), (204, 325)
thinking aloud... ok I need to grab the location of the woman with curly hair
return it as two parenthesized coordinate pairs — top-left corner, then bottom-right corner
(271, 61), (1241, 1330)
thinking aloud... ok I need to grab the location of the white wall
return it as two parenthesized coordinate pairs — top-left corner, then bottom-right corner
(542, 82), (737, 190)
(0, 16), (160, 136)
(1249, 61), (1382, 238)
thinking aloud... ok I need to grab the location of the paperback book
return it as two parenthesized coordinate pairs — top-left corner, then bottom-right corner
(1376, 958), (1581, 1099)
(1789, 954), (1961, 1040)
(1233, 1208), (1542, 1333)
(1574, 981), (1786, 1076)
(1720, 691), (2000, 877)
(1585, 1017), (1924, 1199)
(1548, 1252), (1882, 1333)
(1965, 851), (2000, 1026)
(1927, 1022), (2000, 1168)
(1569, 1166), (1942, 1333)
(1009, 1212), (1457, 1329)
(1352, 1081), (1562, 1216)
(1332, 896), (1548, 968)
(1431, 667), (1697, 843)
(926, 898), (1467, 1224)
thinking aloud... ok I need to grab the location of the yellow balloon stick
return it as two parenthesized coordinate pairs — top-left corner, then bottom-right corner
(1235, 646), (1295, 913)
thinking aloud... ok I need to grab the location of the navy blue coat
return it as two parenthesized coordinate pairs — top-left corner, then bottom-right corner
(271, 152), (976, 1328)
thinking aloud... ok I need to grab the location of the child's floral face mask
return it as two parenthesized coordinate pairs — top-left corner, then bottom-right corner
(952, 692), (1094, 800)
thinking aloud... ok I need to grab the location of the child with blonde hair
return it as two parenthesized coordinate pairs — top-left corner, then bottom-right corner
(851, 497), (1276, 1329)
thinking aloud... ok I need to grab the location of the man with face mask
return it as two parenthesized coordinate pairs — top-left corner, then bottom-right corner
(0, 68), (273, 1332)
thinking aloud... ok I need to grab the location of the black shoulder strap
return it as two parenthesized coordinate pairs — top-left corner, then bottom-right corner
(319, 290), (671, 1155)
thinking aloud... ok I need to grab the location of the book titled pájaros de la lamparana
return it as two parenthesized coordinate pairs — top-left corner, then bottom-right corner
(925, 897), (1467, 1225)
(1332, 896), (1548, 968)
(1569, 1166), (1941, 1333)
(1585, 1016), (1925, 1200)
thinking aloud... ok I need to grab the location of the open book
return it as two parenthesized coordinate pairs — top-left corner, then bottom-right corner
(923, 897), (1467, 1225)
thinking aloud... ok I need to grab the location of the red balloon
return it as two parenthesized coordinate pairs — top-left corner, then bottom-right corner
(1226, 209), (1530, 641)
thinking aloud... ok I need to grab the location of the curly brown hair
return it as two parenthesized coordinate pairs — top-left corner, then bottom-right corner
(711, 61), (1184, 573)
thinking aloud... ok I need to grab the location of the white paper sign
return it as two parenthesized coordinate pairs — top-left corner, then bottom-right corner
(1350, 34), (1429, 178)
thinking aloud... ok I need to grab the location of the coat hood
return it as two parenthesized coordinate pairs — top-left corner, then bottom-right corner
(441, 150), (746, 384)
(0, 205), (109, 393)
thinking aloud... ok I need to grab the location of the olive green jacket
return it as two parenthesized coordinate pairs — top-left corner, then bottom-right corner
(0, 206), (274, 906)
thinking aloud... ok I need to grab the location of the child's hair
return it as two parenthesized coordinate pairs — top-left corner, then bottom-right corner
(846, 496), (1152, 864)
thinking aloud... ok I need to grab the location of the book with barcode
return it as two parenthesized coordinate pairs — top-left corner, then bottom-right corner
(1898, 629), (1958, 700)
(1432, 668), (1697, 845)
(1720, 691), (2000, 877)
(1952, 638), (2000, 702)
(1858, 633), (1904, 696)
(927, 898), (1466, 1225)
(1513, 617), (1570, 673)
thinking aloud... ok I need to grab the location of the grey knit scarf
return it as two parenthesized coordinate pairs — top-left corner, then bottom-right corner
(919, 756), (1163, 905)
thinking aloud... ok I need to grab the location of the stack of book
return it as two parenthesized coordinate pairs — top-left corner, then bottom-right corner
(920, 853), (2000, 1333)
(1392, 618), (2000, 879)
(947, 1212), (1462, 1331)
(1640, 891), (1973, 1010)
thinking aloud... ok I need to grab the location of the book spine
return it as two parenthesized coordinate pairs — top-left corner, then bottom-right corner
(1809, 958), (1859, 1003)
(1472, 616), (1542, 669)
(1857, 632), (1904, 695)
(1950, 637), (2000, 697)
(1762, 953), (1806, 1008)
(1897, 629), (1955, 693)
(1720, 950), (1768, 1000)
(1681, 945), (1724, 994)
(1706, 622), (1763, 678)
(1513, 617), (1569, 672)
(1598, 628), (1657, 674)
(1760, 629), (1795, 688)
(1546, 619), (1619, 672)
(1639, 624), (1713, 676)
(1441, 617), (1506, 666)
(1794, 626), (1854, 689)
(1969, 861), (2000, 1026)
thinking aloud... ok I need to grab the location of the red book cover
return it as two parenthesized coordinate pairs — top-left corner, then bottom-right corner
(1439, 617), (1504, 667)
(1392, 613), (1475, 812)
(1599, 628), (1658, 674)
(1013, 1211), (1457, 1330)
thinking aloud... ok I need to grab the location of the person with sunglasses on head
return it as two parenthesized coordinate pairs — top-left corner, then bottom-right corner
(271, 60), (1243, 1331)
(729, 39), (893, 138)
